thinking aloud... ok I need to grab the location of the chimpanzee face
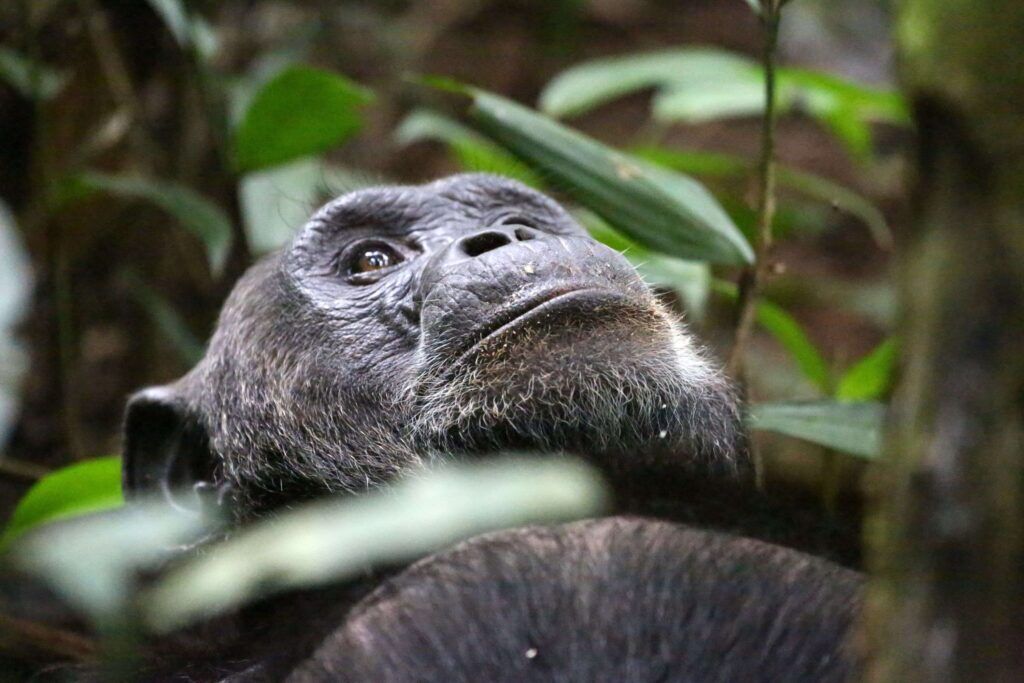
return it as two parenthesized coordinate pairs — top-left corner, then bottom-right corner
(124, 175), (747, 517)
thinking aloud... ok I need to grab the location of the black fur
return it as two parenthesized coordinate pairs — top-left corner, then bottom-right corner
(292, 517), (863, 683)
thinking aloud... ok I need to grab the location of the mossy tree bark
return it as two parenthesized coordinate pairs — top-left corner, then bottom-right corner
(867, 1), (1024, 681)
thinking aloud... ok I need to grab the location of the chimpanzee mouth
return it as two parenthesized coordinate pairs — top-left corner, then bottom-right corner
(448, 286), (637, 371)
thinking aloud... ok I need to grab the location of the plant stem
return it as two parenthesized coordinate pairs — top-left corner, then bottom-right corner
(727, 7), (782, 380)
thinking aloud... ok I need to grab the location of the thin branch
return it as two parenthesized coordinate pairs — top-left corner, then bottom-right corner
(727, 7), (782, 379)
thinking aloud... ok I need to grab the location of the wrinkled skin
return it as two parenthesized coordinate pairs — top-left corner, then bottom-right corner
(124, 174), (748, 518)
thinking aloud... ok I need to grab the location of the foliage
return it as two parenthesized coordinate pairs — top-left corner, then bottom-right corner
(232, 65), (373, 173)
(747, 401), (885, 459)
(1, 457), (123, 549)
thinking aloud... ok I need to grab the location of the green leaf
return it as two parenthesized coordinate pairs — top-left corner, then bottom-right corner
(714, 280), (832, 393)
(232, 66), (373, 173)
(836, 338), (899, 402)
(74, 173), (233, 276)
(637, 146), (893, 248)
(460, 88), (752, 265)
(539, 48), (756, 119)
(143, 457), (608, 631)
(747, 401), (885, 459)
(540, 49), (909, 160)
(0, 47), (66, 100)
(2, 457), (123, 548)
(395, 109), (543, 188)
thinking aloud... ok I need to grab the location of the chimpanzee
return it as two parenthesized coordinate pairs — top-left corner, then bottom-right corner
(124, 173), (749, 521)
(108, 174), (862, 682)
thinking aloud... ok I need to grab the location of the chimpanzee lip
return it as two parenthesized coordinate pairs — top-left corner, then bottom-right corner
(448, 286), (635, 369)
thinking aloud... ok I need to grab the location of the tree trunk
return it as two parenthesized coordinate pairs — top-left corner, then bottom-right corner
(866, 1), (1024, 681)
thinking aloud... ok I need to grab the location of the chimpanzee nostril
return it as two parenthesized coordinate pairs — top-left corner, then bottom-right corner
(513, 227), (538, 242)
(459, 231), (514, 257)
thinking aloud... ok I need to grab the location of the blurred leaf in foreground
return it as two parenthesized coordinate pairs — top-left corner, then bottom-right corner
(1, 457), (123, 549)
(446, 85), (752, 265)
(836, 338), (899, 402)
(143, 457), (608, 632)
(232, 65), (373, 173)
(747, 400), (885, 459)
(7, 501), (217, 629)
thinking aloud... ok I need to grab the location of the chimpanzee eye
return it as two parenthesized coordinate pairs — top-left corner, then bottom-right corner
(343, 242), (403, 277)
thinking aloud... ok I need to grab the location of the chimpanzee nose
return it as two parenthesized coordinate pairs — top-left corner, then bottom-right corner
(455, 225), (539, 258)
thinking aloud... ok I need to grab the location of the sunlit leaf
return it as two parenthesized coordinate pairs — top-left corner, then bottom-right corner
(1, 457), (123, 548)
(232, 66), (373, 173)
(539, 48), (755, 119)
(143, 457), (609, 632)
(0, 47), (66, 100)
(74, 173), (233, 276)
(395, 109), (543, 187)
(714, 280), (831, 393)
(747, 401), (885, 459)
(836, 338), (899, 402)
(458, 88), (752, 264)
(636, 146), (893, 248)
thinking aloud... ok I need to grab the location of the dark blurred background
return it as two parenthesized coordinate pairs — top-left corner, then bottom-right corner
(0, 0), (905, 520)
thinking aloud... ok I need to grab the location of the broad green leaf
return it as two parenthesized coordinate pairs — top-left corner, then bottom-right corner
(637, 146), (893, 248)
(0, 200), (30, 452)
(461, 88), (752, 265)
(539, 48), (755, 119)
(654, 78), (772, 123)
(836, 338), (899, 402)
(577, 210), (711, 320)
(74, 173), (233, 275)
(232, 66), (373, 173)
(714, 280), (831, 393)
(0, 47), (66, 100)
(1, 457), (123, 548)
(143, 457), (608, 631)
(747, 401), (885, 459)
(395, 109), (543, 187)
(540, 49), (909, 160)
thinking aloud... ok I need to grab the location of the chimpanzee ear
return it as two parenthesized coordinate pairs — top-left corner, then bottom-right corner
(123, 385), (224, 515)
